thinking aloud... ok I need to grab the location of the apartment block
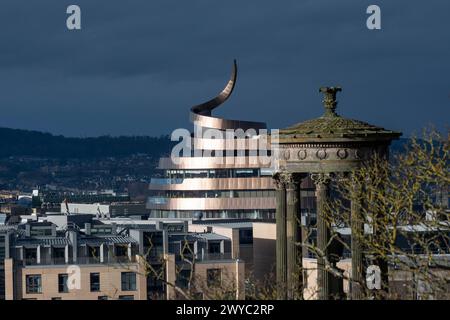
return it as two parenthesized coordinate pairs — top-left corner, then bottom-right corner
(1, 216), (245, 300)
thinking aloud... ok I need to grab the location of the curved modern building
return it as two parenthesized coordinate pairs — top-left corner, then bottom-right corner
(147, 61), (276, 220)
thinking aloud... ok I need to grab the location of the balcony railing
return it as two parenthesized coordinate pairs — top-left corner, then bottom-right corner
(174, 252), (234, 262)
(52, 257), (67, 265)
(21, 255), (137, 266)
(195, 252), (233, 262)
(147, 197), (169, 205)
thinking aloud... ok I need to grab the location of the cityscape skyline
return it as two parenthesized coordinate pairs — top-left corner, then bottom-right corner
(0, 1), (448, 137)
(0, 1), (448, 304)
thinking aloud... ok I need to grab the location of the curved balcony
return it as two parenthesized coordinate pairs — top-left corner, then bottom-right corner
(192, 137), (270, 151)
(149, 177), (275, 191)
(158, 156), (273, 170)
(190, 112), (266, 131)
(147, 197), (276, 211)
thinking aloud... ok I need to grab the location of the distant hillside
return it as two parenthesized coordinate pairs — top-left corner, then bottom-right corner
(0, 127), (410, 159)
(0, 127), (174, 159)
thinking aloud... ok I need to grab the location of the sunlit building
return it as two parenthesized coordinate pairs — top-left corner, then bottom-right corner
(1, 218), (244, 300)
(147, 61), (276, 220)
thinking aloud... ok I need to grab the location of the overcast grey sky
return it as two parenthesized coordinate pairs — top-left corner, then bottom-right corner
(0, 0), (448, 137)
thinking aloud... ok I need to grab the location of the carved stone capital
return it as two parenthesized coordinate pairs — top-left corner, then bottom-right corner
(334, 171), (350, 183)
(310, 173), (333, 187)
(273, 172), (302, 190)
(273, 173), (284, 190)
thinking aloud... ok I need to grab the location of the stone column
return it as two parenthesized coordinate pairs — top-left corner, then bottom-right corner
(65, 244), (70, 264)
(100, 243), (105, 263)
(286, 173), (303, 299)
(351, 180), (364, 299)
(36, 245), (41, 265)
(19, 246), (24, 261)
(274, 173), (287, 299)
(128, 243), (133, 261)
(312, 173), (332, 300)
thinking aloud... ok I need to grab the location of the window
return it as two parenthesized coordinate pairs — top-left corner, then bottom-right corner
(53, 248), (65, 263)
(208, 242), (221, 254)
(26, 275), (42, 294)
(118, 295), (134, 300)
(147, 275), (163, 291)
(91, 227), (112, 235)
(90, 273), (100, 292)
(51, 297), (62, 300)
(181, 242), (195, 257)
(88, 246), (100, 259)
(175, 269), (191, 289)
(121, 272), (136, 291)
(115, 245), (128, 258)
(239, 229), (253, 244)
(98, 296), (108, 300)
(24, 248), (37, 262)
(58, 274), (69, 293)
(206, 269), (221, 287)
(30, 228), (52, 237)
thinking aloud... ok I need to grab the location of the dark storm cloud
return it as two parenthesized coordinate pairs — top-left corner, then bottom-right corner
(0, 0), (448, 136)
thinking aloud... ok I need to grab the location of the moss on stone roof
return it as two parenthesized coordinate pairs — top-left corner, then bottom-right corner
(280, 87), (401, 140)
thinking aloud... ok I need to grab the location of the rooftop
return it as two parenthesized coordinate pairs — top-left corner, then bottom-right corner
(78, 236), (137, 245)
(14, 237), (70, 247)
(280, 87), (402, 142)
(191, 233), (230, 241)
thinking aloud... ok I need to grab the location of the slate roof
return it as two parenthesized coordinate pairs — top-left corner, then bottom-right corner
(14, 237), (71, 247)
(78, 236), (137, 245)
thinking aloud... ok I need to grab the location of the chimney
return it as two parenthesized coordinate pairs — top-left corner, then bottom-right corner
(25, 224), (31, 237)
(84, 223), (91, 235)
(111, 223), (117, 235)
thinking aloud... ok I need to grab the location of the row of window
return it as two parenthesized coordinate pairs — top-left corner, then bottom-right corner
(25, 272), (137, 294)
(150, 189), (276, 199)
(176, 268), (222, 289)
(164, 169), (262, 179)
(150, 209), (276, 220)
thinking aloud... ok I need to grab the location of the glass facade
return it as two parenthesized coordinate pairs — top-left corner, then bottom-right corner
(150, 209), (275, 220)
